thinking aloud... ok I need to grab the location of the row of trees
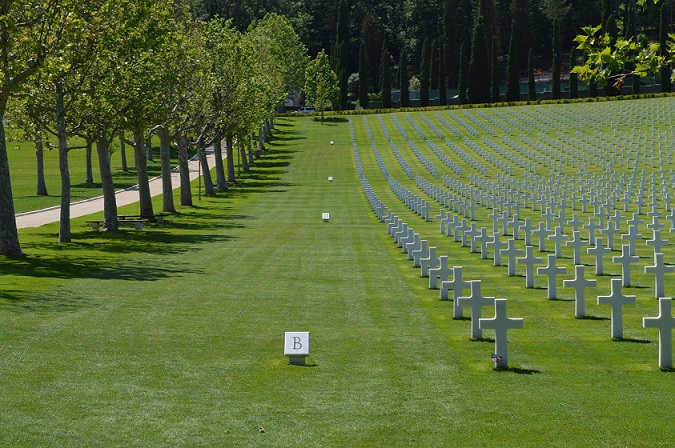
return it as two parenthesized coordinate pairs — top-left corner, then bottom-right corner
(0, 0), (308, 256)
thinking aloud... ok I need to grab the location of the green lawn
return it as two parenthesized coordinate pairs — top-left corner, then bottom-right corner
(2, 99), (675, 446)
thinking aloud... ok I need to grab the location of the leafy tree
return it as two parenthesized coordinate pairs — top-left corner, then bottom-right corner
(659, 3), (671, 92)
(0, 0), (71, 255)
(399, 49), (410, 107)
(506, 20), (520, 102)
(468, 16), (491, 104)
(304, 50), (338, 123)
(420, 38), (430, 107)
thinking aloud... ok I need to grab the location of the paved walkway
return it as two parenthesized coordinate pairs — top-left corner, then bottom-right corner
(15, 148), (219, 229)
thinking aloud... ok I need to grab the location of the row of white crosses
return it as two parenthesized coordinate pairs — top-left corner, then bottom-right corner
(352, 118), (525, 370)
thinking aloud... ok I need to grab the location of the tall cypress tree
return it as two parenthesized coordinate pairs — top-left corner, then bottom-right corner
(491, 36), (500, 103)
(420, 38), (430, 107)
(439, 43), (447, 105)
(458, 43), (466, 104)
(569, 48), (579, 99)
(506, 20), (519, 102)
(551, 19), (560, 100)
(660, 3), (672, 92)
(335, 0), (349, 109)
(468, 16), (491, 104)
(380, 43), (392, 108)
(358, 40), (368, 108)
(430, 39), (439, 90)
(528, 48), (536, 100)
(400, 49), (409, 107)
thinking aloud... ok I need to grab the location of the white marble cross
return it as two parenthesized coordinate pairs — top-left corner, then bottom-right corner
(533, 221), (550, 252)
(501, 239), (524, 276)
(420, 247), (439, 277)
(487, 232), (508, 266)
(643, 297), (675, 368)
(479, 298), (523, 369)
(475, 227), (493, 259)
(646, 229), (668, 255)
(597, 278), (637, 339)
(621, 224), (642, 256)
(566, 230), (588, 265)
(584, 217), (601, 244)
(518, 245), (544, 288)
(521, 217), (535, 246)
(587, 236), (612, 275)
(412, 240), (430, 267)
(644, 252), (675, 299)
(612, 244), (641, 287)
(457, 280), (495, 339)
(441, 267), (473, 319)
(430, 256), (453, 289)
(538, 254), (568, 300)
(563, 265), (597, 317)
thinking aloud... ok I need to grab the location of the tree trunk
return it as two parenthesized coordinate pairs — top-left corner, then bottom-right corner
(56, 81), (71, 243)
(239, 139), (249, 171)
(119, 131), (128, 172)
(249, 135), (256, 163)
(177, 135), (192, 206)
(97, 133), (119, 231)
(199, 146), (215, 196)
(133, 130), (154, 218)
(158, 126), (176, 213)
(226, 135), (236, 183)
(146, 130), (153, 161)
(35, 130), (48, 196)
(258, 126), (266, 151)
(214, 139), (227, 190)
(0, 114), (23, 256)
(85, 139), (93, 185)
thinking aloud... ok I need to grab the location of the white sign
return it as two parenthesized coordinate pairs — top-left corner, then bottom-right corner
(322, 213), (330, 222)
(284, 332), (310, 365)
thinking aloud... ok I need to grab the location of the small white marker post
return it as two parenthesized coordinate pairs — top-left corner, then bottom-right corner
(322, 213), (330, 222)
(284, 332), (310, 366)
(328, 176), (333, 182)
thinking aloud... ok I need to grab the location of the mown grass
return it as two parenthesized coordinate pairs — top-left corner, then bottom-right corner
(2, 103), (675, 446)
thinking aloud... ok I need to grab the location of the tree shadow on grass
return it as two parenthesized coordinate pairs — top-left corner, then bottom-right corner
(494, 366), (542, 374)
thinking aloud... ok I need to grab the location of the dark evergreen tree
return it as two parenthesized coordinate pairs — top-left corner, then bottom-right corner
(491, 36), (500, 102)
(400, 49), (410, 107)
(528, 48), (536, 100)
(430, 40), (439, 90)
(458, 43), (467, 104)
(420, 37), (430, 107)
(660, 3), (672, 92)
(468, 16), (491, 104)
(442, 0), (458, 88)
(589, 76), (598, 97)
(569, 48), (579, 98)
(506, 20), (520, 102)
(551, 19), (560, 100)
(380, 43), (392, 108)
(439, 43), (447, 105)
(335, 0), (349, 109)
(358, 41), (368, 108)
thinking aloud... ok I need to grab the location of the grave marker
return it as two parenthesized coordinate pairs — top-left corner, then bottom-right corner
(457, 280), (495, 339)
(479, 299), (523, 369)
(644, 252), (675, 299)
(538, 254), (567, 300)
(563, 265), (597, 317)
(597, 278), (636, 339)
(643, 297), (675, 369)
(518, 245), (544, 288)
(612, 244), (640, 287)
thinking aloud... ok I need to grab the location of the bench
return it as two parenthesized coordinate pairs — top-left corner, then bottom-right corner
(118, 214), (166, 224)
(86, 219), (149, 231)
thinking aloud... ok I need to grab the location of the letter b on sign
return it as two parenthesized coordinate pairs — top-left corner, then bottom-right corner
(284, 332), (310, 356)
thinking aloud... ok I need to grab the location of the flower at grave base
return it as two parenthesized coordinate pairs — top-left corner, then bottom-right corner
(259, 426), (265, 433)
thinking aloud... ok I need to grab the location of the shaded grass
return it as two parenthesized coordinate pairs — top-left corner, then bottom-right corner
(1, 108), (674, 446)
